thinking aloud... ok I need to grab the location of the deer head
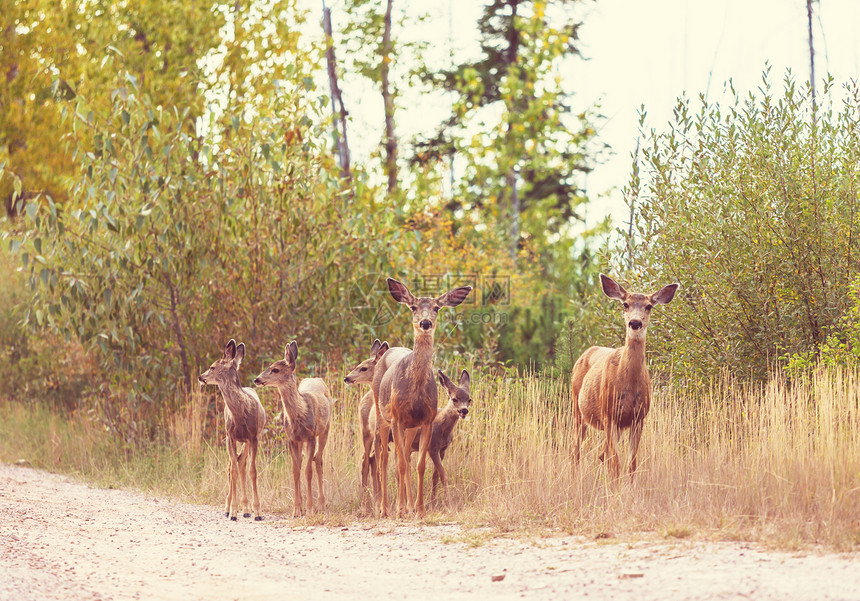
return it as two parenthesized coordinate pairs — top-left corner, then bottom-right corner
(387, 278), (472, 341)
(344, 339), (390, 384)
(199, 339), (245, 385)
(437, 369), (472, 419)
(600, 274), (679, 341)
(254, 340), (299, 387)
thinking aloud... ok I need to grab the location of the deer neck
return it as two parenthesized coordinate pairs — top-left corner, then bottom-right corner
(217, 370), (248, 412)
(436, 402), (460, 431)
(619, 334), (648, 384)
(276, 374), (309, 424)
(409, 332), (435, 382)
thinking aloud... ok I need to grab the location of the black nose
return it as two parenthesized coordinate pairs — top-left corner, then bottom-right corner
(197, 376), (206, 384)
(253, 378), (262, 385)
(419, 319), (432, 330)
(459, 408), (469, 418)
(343, 377), (350, 383)
(629, 320), (643, 330)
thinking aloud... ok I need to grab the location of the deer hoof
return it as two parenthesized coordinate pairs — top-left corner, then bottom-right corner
(243, 513), (251, 518)
(254, 516), (263, 521)
(230, 516), (238, 521)
(224, 512), (230, 517)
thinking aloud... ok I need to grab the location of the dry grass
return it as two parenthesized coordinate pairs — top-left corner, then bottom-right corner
(1, 366), (859, 550)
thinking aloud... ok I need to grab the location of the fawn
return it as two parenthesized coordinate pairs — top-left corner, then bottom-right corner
(254, 341), (334, 516)
(198, 339), (266, 521)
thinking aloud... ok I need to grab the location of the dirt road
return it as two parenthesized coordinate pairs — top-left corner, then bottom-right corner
(0, 463), (858, 600)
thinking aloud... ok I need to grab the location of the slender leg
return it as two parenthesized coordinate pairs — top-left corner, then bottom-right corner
(289, 440), (303, 517)
(391, 422), (409, 517)
(227, 437), (241, 520)
(237, 444), (251, 518)
(305, 438), (317, 514)
(429, 449), (446, 508)
(314, 431), (328, 512)
(224, 438), (233, 517)
(377, 421), (391, 517)
(360, 431), (373, 512)
(414, 423), (433, 517)
(628, 421), (644, 481)
(572, 407), (588, 471)
(403, 427), (420, 510)
(604, 421), (621, 480)
(249, 438), (262, 520)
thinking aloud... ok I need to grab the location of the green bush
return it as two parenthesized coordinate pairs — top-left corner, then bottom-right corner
(622, 71), (860, 380)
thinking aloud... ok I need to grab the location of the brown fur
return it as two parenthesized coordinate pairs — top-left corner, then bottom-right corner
(254, 341), (333, 516)
(571, 274), (679, 480)
(374, 278), (472, 517)
(198, 339), (267, 521)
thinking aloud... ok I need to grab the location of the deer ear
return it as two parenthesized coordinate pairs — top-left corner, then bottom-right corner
(375, 341), (390, 361)
(600, 274), (627, 300)
(652, 283), (680, 305)
(387, 278), (417, 305)
(224, 339), (237, 360)
(370, 339), (382, 355)
(437, 286), (473, 308)
(437, 369), (457, 395)
(285, 340), (298, 364)
(458, 369), (470, 391)
(234, 343), (246, 368)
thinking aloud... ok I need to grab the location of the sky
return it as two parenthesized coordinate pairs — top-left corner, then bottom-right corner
(329, 0), (860, 229)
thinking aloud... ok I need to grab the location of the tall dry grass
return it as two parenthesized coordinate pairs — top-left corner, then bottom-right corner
(2, 366), (859, 548)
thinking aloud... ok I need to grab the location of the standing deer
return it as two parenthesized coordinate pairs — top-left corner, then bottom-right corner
(198, 339), (267, 521)
(374, 278), (472, 517)
(571, 274), (679, 480)
(254, 341), (334, 516)
(409, 369), (472, 507)
(343, 339), (393, 510)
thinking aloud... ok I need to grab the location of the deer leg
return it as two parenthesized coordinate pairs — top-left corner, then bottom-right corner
(237, 444), (251, 518)
(305, 437), (317, 514)
(289, 440), (303, 517)
(360, 431), (373, 513)
(376, 421), (391, 517)
(226, 437), (241, 521)
(628, 421), (644, 481)
(572, 409), (587, 470)
(248, 438), (262, 521)
(604, 421), (622, 480)
(403, 427), (420, 511)
(314, 431), (328, 512)
(224, 438), (233, 517)
(391, 422), (410, 518)
(429, 449), (447, 508)
(415, 424), (433, 518)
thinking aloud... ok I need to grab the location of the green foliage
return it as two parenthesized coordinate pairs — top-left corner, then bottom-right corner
(623, 70), (860, 380)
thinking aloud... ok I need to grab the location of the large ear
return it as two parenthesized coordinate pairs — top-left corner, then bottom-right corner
(370, 338), (382, 356)
(234, 342), (246, 369)
(652, 282), (680, 305)
(375, 341), (390, 361)
(284, 340), (298, 364)
(437, 369), (456, 395)
(600, 274), (627, 301)
(387, 278), (417, 306)
(223, 339), (237, 360)
(436, 286), (473, 308)
(458, 369), (470, 392)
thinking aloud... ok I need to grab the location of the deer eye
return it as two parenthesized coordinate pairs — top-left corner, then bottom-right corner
(272, 368), (279, 374)
(360, 367), (367, 372)
(432, 306), (440, 312)
(623, 303), (629, 310)
(409, 305), (417, 311)
(646, 304), (653, 311)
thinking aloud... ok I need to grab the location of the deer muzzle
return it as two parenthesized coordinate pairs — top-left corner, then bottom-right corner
(419, 319), (433, 330)
(628, 320), (643, 330)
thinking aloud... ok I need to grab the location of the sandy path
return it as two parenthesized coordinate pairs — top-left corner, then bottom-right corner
(0, 463), (858, 601)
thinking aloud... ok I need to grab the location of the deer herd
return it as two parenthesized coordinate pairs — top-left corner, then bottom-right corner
(199, 274), (678, 521)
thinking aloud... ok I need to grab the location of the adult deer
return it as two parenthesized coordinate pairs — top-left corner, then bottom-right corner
(374, 278), (472, 517)
(198, 339), (267, 521)
(570, 274), (679, 480)
(254, 341), (334, 516)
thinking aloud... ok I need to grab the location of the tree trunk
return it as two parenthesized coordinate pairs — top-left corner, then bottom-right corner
(380, 0), (398, 195)
(322, 2), (351, 183)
